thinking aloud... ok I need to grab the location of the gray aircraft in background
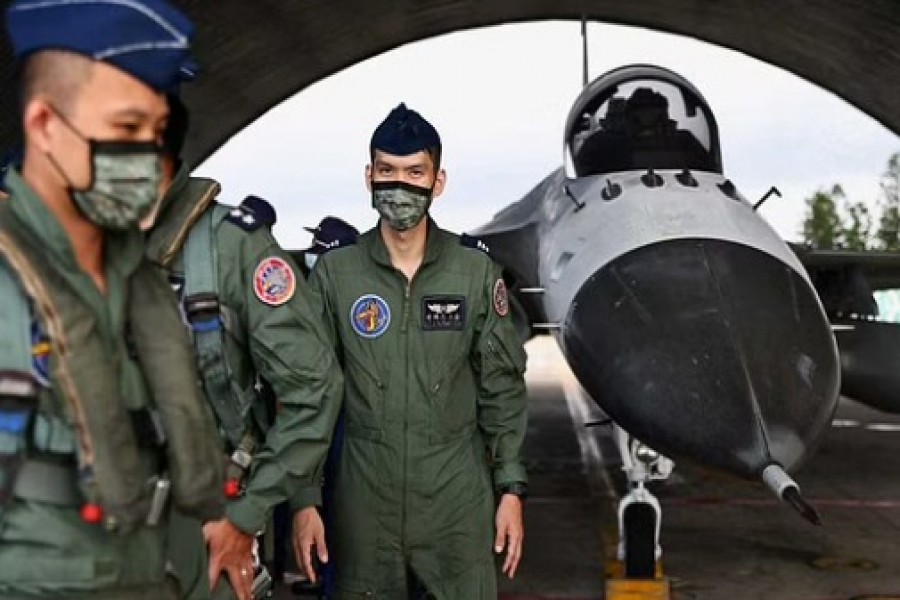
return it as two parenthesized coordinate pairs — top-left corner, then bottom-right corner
(468, 64), (900, 578)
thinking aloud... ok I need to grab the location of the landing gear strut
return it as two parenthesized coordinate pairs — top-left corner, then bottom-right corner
(614, 425), (674, 579)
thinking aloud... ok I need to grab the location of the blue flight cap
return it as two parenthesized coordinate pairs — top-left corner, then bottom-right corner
(241, 195), (277, 228)
(6, 0), (197, 93)
(370, 103), (441, 159)
(305, 216), (359, 255)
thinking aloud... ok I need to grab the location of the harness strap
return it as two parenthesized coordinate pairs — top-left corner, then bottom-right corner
(183, 207), (247, 449)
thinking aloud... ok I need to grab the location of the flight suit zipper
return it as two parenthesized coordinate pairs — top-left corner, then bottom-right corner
(400, 278), (411, 554)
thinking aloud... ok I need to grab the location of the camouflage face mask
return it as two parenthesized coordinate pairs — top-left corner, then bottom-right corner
(70, 141), (163, 231)
(49, 107), (163, 231)
(371, 181), (432, 231)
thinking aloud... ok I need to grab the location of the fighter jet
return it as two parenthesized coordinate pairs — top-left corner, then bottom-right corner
(790, 245), (900, 414)
(471, 64), (842, 577)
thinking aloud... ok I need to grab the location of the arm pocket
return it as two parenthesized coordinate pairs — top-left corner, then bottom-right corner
(484, 330), (527, 377)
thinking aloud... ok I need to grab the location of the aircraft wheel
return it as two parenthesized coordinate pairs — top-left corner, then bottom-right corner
(623, 501), (656, 578)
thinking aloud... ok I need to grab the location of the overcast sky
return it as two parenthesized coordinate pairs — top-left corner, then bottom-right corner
(196, 21), (898, 250)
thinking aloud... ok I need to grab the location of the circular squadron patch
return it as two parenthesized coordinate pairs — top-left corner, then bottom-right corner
(351, 294), (391, 339)
(253, 257), (296, 306)
(493, 278), (509, 317)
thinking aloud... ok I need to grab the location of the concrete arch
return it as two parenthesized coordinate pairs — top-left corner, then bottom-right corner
(0, 1), (897, 165)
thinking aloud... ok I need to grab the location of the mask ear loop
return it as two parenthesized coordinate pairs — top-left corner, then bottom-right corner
(45, 104), (96, 193)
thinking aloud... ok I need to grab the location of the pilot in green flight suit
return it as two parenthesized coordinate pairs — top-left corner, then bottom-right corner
(295, 103), (529, 599)
(144, 97), (344, 600)
(0, 2), (224, 599)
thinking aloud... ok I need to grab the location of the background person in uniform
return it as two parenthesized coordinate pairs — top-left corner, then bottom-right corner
(0, 2), (224, 599)
(298, 216), (360, 277)
(144, 95), (344, 600)
(282, 216), (359, 597)
(294, 103), (529, 599)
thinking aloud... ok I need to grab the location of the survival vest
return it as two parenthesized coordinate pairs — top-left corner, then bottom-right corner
(0, 257), (176, 530)
(0, 212), (224, 532)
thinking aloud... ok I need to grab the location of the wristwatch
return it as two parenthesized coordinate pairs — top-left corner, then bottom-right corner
(497, 482), (528, 500)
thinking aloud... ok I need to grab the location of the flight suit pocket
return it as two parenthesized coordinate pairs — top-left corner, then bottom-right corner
(484, 330), (527, 376)
(429, 353), (475, 443)
(343, 353), (386, 430)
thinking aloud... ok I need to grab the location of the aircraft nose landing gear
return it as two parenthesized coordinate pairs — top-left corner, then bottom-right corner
(600, 423), (677, 600)
(615, 425), (673, 579)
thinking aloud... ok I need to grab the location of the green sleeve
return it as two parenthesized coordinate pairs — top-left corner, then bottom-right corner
(472, 262), (529, 490)
(308, 257), (343, 359)
(224, 229), (343, 534)
(288, 485), (324, 512)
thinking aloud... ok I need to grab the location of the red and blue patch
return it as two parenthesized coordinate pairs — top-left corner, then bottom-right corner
(350, 294), (391, 339)
(253, 257), (296, 306)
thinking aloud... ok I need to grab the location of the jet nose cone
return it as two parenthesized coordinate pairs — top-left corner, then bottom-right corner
(563, 239), (839, 478)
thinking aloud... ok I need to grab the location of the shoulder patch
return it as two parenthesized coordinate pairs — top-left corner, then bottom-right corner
(224, 205), (265, 232)
(460, 233), (491, 255)
(493, 278), (509, 317)
(253, 257), (296, 306)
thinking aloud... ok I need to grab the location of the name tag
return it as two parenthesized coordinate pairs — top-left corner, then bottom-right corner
(421, 296), (466, 331)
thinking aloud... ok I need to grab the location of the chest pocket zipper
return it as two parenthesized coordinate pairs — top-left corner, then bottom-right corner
(430, 352), (469, 397)
(343, 350), (385, 391)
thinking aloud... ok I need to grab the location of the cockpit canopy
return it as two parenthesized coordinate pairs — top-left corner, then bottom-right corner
(564, 65), (723, 178)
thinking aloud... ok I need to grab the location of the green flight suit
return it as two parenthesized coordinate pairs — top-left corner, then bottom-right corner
(146, 167), (343, 599)
(308, 221), (528, 599)
(0, 170), (223, 599)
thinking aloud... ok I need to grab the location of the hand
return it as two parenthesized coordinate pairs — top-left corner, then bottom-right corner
(494, 494), (524, 579)
(292, 506), (329, 583)
(203, 518), (255, 600)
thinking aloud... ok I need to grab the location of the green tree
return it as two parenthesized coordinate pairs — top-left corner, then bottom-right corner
(802, 185), (843, 249)
(843, 191), (872, 251)
(876, 152), (900, 251)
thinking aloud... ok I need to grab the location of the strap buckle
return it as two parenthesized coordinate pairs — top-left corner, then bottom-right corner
(0, 370), (39, 402)
(146, 474), (171, 527)
(184, 292), (222, 333)
(225, 433), (257, 499)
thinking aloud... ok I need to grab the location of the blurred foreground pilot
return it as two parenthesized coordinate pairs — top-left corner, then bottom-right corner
(144, 95), (344, 599)
(294, 103), (529, 599)
(0, 1), (224, 599)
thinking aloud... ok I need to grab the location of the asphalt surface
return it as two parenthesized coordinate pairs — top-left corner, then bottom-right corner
(278, 338), (900, 599)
